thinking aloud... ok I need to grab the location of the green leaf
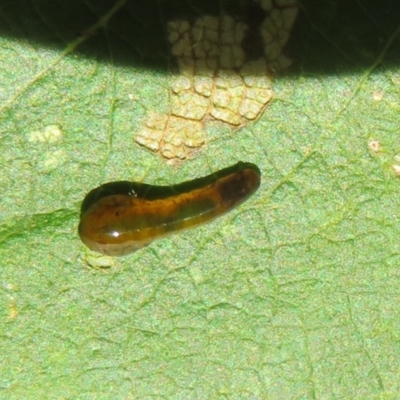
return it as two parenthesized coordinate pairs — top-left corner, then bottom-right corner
(1, 0), (400, 398)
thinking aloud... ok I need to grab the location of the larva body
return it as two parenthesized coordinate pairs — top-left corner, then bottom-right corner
(78, 162), (261, 256)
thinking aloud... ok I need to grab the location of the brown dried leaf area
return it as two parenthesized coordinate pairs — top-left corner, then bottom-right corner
(135, 0), (298, 163)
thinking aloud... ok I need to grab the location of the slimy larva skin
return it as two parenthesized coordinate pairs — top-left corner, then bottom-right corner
(78, 162), (261, 256)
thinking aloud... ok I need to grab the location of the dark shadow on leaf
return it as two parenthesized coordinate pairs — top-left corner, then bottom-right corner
(0, 0), (399, 75)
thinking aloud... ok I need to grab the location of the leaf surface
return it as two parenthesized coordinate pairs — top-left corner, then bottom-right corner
(1, 1), (400, 398)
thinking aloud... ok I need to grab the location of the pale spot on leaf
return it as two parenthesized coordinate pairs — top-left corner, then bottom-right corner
(373, 90), (383, 101)
(28, 124), (63, 144)
(392, 164), (400, 176)
(368, 139), (381, 153)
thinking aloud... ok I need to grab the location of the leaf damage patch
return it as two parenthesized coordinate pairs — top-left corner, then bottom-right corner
(134, 0), (298, 163)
